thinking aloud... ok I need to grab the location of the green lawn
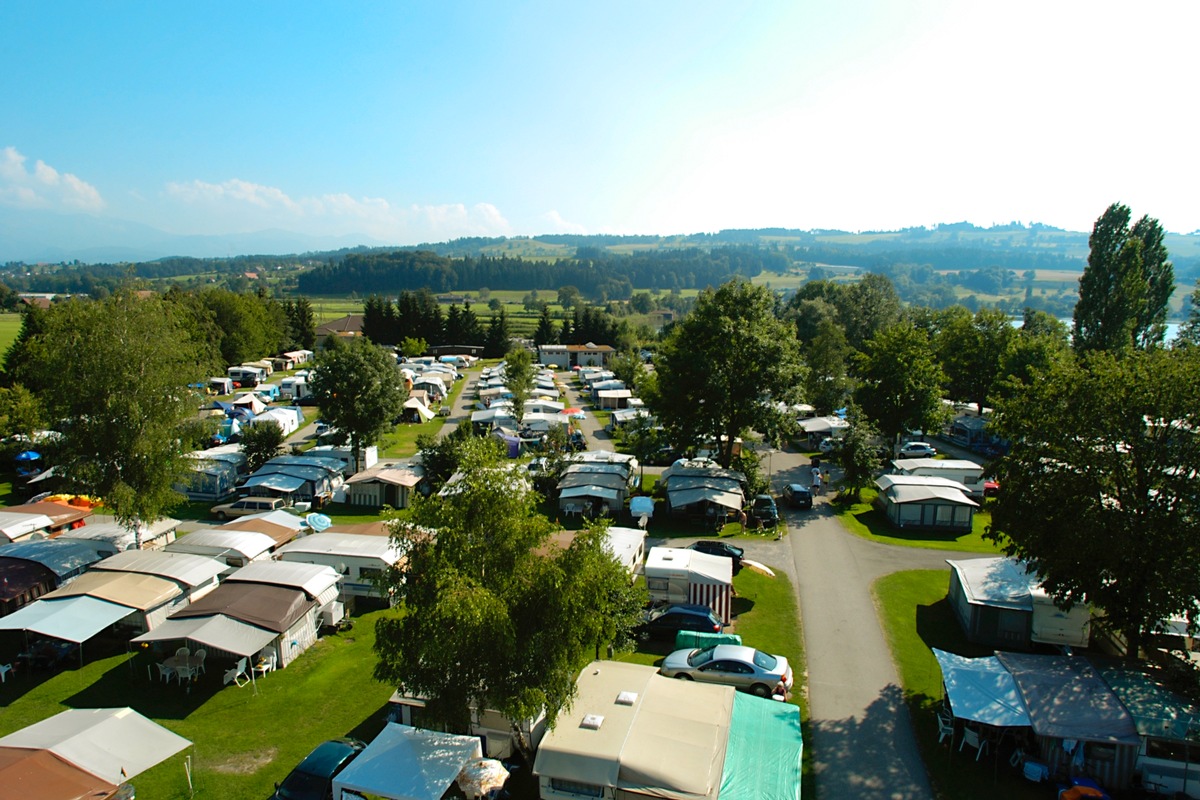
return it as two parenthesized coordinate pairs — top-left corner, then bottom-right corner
(833, 489), (1004, 553)
(0, 608), (399, 799)
(873, 570), (1042, 800)
(0, 313), (22, 358)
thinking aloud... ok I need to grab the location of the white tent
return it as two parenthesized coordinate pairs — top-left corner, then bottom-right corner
(0, 596), (132, 643)
(332, 723), (483, 800)
(0, 707), (190, 784)
(932, 648), (1031, 728)
(131, 614), (276, 657)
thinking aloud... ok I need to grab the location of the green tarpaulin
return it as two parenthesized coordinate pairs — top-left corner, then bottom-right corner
(719, 692), (802, 800)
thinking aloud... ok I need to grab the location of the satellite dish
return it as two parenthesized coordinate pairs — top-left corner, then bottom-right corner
(306, 513), (332, 532)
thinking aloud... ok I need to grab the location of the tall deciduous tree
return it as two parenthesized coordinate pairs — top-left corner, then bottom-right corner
(804, 317), (853, 414)
(835, 403), (880, 502)
(935, 306), (1017, 413)
(309, 338), (406, 471)
(239, 420), (287, 472)
(988, 348), (1200, 657)
(854, 320), (947, 444)
(649, 280), (805, 467)
(502, 347), (535, 424)
(25, 292), (209, 535)
(1073, 203), (1174, 354)
(374, 439), (645, 754)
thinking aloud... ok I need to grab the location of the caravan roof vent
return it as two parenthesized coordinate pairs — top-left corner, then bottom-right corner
(580, 714), (604, 730)
(615, 691), (637, 706)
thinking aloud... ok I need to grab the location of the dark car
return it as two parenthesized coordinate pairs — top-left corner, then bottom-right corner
(636, 604), (723, 641)
(272, 738), (365, 800)
(688, 540), (745, 573)
(749, 494), (779, 527)
(782, 483), (813, 510)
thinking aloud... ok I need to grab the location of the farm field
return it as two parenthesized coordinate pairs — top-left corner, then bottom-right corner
(0, 312), (22, 357)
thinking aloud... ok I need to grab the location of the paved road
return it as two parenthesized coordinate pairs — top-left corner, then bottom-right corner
(458, 364), (962, 798)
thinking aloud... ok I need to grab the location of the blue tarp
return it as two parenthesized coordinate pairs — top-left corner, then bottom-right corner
(719, 692), (802, 800)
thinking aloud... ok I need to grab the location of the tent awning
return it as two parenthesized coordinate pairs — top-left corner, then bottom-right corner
(559, 486), (621, 502)
(241, 473), (307, 493)
(130, 614), (277, 657)
(932, 648), (1031, 728)
(331, 723), (483, 800)
(670, 487), (744, 511)
(0, 707), (191, 784)
(0, 746), (117, 800)
(0, 596), (132, 642)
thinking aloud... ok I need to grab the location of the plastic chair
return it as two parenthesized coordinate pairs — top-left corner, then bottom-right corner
(0, 663), (12, 683)
(157, 663), (176, 684)
(223, 657), (250, 687)
(960, 727), (989, 761)
(193, 649), (207, 675)
(936, 710), (955, 745)
(175, 664), (197, 685)
(175, 646), (191, 659)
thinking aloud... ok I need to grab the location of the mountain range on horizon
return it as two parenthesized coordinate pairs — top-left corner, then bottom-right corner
(3, 207), (1199, 266)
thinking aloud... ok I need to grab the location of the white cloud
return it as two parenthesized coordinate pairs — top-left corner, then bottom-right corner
(0, 146), (105, 211)
(162, 176), (512, 243)
(540, 210), (587, 235)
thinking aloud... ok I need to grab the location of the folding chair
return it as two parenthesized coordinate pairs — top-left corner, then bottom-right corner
(959, 727), (989, 761)
(223, 656), (250, 687)
(936, 710), (955, 745)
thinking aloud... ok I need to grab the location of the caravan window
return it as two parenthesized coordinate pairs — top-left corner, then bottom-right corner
(549, 778), (603, 798)
(646, 578), (669, 593)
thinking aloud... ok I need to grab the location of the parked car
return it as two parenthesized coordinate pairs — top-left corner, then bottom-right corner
(984, 479), (1000, 497)
(688, 540), (745, 574)
(782, 483), (813, 510)
(660, 644), (794, 697)
(818, 437), (841, 453)
(749, 494), (779, 527)
(898, 442), (937, 458)
(271, 737), (365, 800)
(635, 604), (723, 641)
(211, 496), (286, 520)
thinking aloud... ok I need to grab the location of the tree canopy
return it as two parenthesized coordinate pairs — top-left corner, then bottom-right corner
(988, 348), (1200, 656)
(374, 439), (644, 753)
(1073, 203), (1174, 354)
(23, 291), (209, 532)
(853, 319), (947, 443)
(649, 280), (805, 465)
(309, 338), (407, 471)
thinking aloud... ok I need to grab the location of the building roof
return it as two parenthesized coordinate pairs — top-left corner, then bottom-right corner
(0, 707), (190, 785)
(275, 532), (402, 564)
(314, 314), (364, 335)
(947, 556), (1035, 611)
(164, 529), (276, 561)
(44, 569), (181, 611)
(534, 660), (733, 800)
(225, 560), (340, 599)
(169, 581), (313, 633)
(893, 458), (984, 473)
(996, 652), (1140, 744)
(92, 549), (225, 588)
(0, 512), (53, 542)
(346, 465), (423, 488)
(0, 539), (100, 578)
(875, 474), (979, 506)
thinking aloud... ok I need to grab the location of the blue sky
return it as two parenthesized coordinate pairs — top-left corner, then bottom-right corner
(4, 1), (1199, 247)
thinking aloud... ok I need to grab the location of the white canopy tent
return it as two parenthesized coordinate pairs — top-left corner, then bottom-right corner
(0, 596), (132, 643)
(130, 614), (277, 657)
(932, 648), (1031, 728)
(0, 707), (190, 785)
(332, 723), (483, 800)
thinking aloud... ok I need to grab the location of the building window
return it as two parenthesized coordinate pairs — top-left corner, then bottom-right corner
(548, 778), (603, 797)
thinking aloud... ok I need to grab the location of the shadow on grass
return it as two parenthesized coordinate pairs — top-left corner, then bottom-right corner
(345, 701), (393, 744)
(731, 595), (757, 618)
(64, 652), (213, 720)
(914, 599), (994, 659)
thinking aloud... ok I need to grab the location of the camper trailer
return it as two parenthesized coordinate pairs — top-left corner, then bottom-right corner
(1030, 585), (1092, 648)
(279, 376), (312, 402)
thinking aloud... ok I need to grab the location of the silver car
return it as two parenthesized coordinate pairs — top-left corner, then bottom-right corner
(659, 644), (793, 697)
